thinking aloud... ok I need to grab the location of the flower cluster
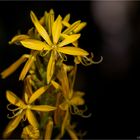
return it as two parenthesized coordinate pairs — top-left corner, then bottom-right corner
(1, 9), (102, 139)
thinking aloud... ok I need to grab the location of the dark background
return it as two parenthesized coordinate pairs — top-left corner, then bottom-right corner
(0, 1), (140, 139)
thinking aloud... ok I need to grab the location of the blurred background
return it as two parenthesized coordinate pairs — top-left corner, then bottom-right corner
(0, 1), (140, 139)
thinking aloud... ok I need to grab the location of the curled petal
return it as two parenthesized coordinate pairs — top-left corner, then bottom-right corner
(6, 90), (26, 108)
(30, 11), (52, 46)
(58, 47), (89, 56)
(31, 105), (56, 112)
(26, 109), (39, 128)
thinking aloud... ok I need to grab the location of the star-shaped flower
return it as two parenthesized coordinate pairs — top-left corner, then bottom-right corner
(3, 86), (56, 138)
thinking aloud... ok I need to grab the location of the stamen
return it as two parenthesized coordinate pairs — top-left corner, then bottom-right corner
(7, 109), (23, 119)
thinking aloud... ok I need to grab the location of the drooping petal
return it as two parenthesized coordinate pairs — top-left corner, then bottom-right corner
(9, 35), (30, 44)
(19, 53), (36, 81)
(58, 34), (81, 47)
(44, 118), (53, 140)
(3, 111), (25, 138)
(46, 51), (56, 84)
(20, 39), (51, 51)
(6, 90), (26, 108)
(30, 11), (52, 46)
(58, 47), (89, 56)
(1, 54), (29, 79)
(52, 15), (62, 44)
(29, 85), (49, 104)
(62, 20), (81, 35)
(31, 105), (56, 111)
(26, 109), (39, 128)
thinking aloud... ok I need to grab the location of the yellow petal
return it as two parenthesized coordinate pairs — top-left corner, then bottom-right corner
(19, 52), (37, 81)
(20, 39), (51, 51)
(26, 109), (39, 128)
(62, 21), (71, 28)
(73, 22), (87, 33)
(63, 13), (70, 23)
(1, 54), (29, 79)
(31, 105), (56, 111)
(9, 35), (30, 44)
(59, 102), (69, 111)
(46, 51), (55, 84)
(6, 90), (26, 107)
(52, 15), (62, 44)
(62, 20), (81, 34)
(30, 11), (52, 46)
(3, 111), (25, 138)
(70, 96), (85, 106)
(48, 9), (55, 36)
(61, 110), (69, 136)
(66, 127), (78, 140)
(29, 85), (49, 104)
(44, 118), (53, 140)
(58, 47), (89, 56)
(51, 80), (61, 89)
(58, 34), (81, 47)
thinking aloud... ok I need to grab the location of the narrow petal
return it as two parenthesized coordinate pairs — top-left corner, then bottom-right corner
(19, 53), (36, 80)
(44, 118), (53, 140)
(3, 111), (25, 138)
(52, 15), (62, 44)
(1, 54), (29, 79)
(9, 35), (30, 44)
(62, 21), (71, 28)
(46, 51), (55, 84)
(30, 11), (52, 46)
(31, 105), (56, 111)
(61, 110), (69, 137)
(20, 39), (51, 51)
(73, 22), (87, 33)
(26, 109), (39, 128)
(48, 9), (55, 36)
(58, 34), (81, 47)
(29, 85), (49, 104)
(6, 90), (25, 107)
(58, 47), (89, 56)
(51, 80), (61, 89)
(62, 20), (81, 35)
(66, 127), (78, 140)
(63, 13), (70, 23)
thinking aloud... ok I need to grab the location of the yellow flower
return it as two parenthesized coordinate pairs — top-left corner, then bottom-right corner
(20, 11), (89, 84)
(21, 125), (40, 139)
(3, 86), (56, 138)
(52, 64), (85, 136)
